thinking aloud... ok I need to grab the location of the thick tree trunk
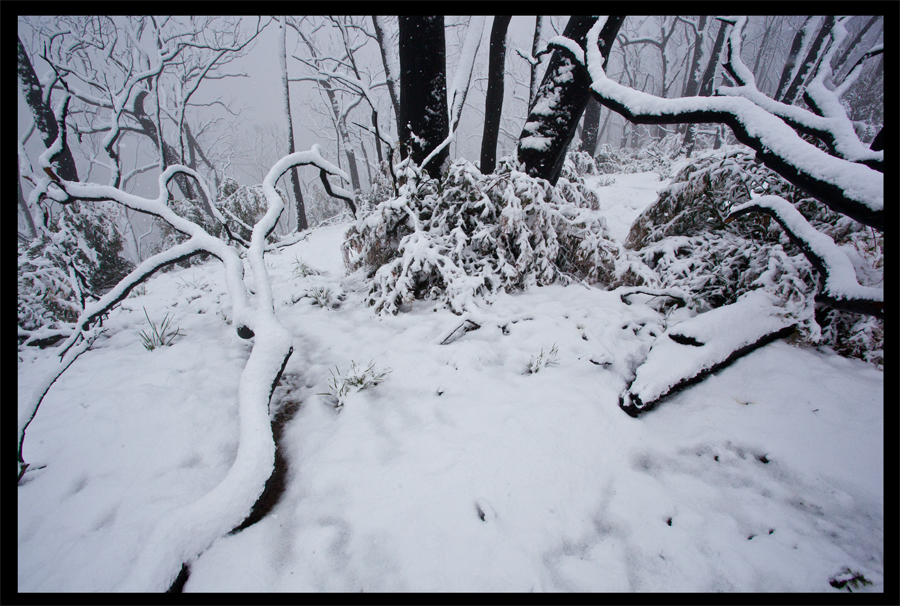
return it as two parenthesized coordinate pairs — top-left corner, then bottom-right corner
(678, 15), (708, 136)
(517, 16), (624, 185)
(398, 16), (450, 179)
(279, 18), (308, 231)
(480, 16), (512, 175)
(17, 36), (79, 182)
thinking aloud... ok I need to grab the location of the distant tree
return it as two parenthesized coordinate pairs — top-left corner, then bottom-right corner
(278, 17), (309, 231)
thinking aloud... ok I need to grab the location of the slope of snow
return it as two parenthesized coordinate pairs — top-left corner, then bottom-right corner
(583, 172), (671, 241)
(18, 175), (883, 593)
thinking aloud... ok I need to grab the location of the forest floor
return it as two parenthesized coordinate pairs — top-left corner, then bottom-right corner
(17, 171), (884, 593)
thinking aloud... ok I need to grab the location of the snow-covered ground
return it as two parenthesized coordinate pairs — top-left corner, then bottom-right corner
(584, 171), (670, 241)
(17, 173), (883, 593)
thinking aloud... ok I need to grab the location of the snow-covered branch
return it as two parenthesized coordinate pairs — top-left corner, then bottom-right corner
(584, 19), (883, 231)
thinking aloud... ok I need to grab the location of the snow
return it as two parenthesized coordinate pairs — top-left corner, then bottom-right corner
(18, 174), (883, 593)
(583, 172), (671, 242)
(622, 289), (795, 411)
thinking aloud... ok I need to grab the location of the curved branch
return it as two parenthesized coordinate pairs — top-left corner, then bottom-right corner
(726, 196), (882, 318)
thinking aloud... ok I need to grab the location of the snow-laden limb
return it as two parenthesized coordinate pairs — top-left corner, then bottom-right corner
(547, 35), (585, 66)
(584, 20), (884, 231)
(620, 290), (797, 417)
(720, 17), (882, 170)
(726, 195), (883, 318)
(118, 316), (293, 592)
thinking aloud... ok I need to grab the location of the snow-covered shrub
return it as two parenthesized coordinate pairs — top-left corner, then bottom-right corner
(318, 360), (391, 409)
(342, 157), (622, 315)
(594, 134), (681, 177)
(625, 147), (792, 249)
(616, 146), (882, 366)
(151, 179), (286, 268)
(18, 203), (133, 335)
(353, 160), (397, 216)
(560, 150), (599, 179)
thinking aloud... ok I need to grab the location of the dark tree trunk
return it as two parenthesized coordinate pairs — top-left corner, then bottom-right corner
(528, 16), (544, 111)
(17, 36), (79, 182)
(480, 16), (512, 175)
(870, 128), (883, 151)
(579, 97), (602, 155)
(676, 17), (707, 137)
(781, 17), (835, 106)
(398, 16), (450, 180)
(774, 17), (813, 102)
(835, 16), (879, 77)
(517, 16), (624, 185)
(679, 15), (708, 136)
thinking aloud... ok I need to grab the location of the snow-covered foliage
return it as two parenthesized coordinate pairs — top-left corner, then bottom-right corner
(18, 203), (133, 338)
(617, 147), (882, 366)
(342, 156), (624, 315)
(593, 134), (684, 177)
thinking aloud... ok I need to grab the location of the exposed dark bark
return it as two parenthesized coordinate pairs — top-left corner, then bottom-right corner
(18, 157), (38, 239)
(579, 97), (602, 155)
(528, 16), (544, 111)
(680, 15), (708, 139)
(17, 36), (79, 182)
(398, 16), (449, 179)
(619, 324), (797, 417)
(480, 16), (512, 175)
(131, 91), (215, 218)
(517, 16), (624, 185)
(834, 16), (879, 77)
(870, 128), (883, 152)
